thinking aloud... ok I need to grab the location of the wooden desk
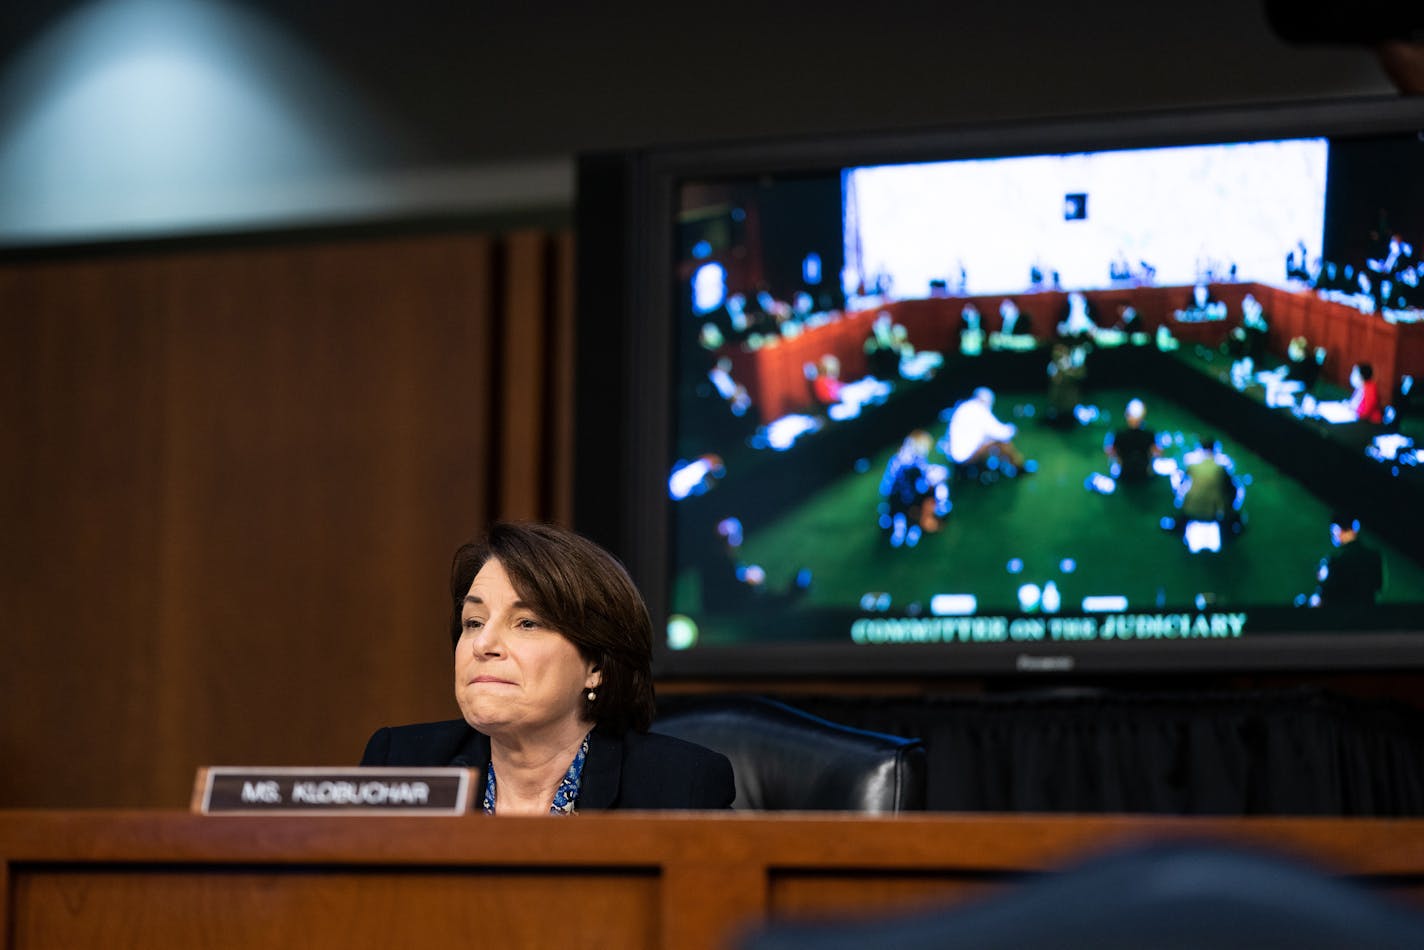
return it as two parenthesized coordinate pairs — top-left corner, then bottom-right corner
(4, 811), (1424, 950)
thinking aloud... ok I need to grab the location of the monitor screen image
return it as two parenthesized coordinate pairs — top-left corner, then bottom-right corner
(577, 98), (1424, 677)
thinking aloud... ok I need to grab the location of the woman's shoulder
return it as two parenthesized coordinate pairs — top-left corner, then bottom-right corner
(619, 729), (735, 785)
(622, 728), (728, 764)
(606, 729), (736, 809)
(360, 719), (483, 766)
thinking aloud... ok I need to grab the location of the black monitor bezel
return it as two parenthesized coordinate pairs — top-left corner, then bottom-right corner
(574, 95), (1424, 680)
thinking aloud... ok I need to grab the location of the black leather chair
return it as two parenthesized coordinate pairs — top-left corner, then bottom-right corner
(650, 696), (926, 812)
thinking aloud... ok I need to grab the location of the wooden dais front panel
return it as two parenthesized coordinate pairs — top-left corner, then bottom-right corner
(13, 868), (658, 950)
(5, 811), (1424, 950)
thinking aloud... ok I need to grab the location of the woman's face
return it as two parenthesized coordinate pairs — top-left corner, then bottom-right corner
(454, 558), (600, 743)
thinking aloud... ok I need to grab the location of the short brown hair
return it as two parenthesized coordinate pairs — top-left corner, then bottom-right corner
(448, 522), (655, 733)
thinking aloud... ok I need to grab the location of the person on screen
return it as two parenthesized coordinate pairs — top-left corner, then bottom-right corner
(1029, 260), (1046, 288)
(707, 357), (752, 419)
(361, 522), (734, 813)
(1394, 375), (1416, 428)
(1045, 342), (1087, 428)
(1396, 262), (1422, 311)
(1105, 399), (1159, 482)
(1310, 514), (1384, 607)
(1171, 438), (1244, 534)
(1367, 233), (1412, 284)
(864, 313), (902, 380)
(1349, 362), (1384, 424)
(959, 304), (986, 356)
(1269, 336), (1321, 394)
(870, 266), (894, 298)
(1175, 284), (1226, 322)
(999, 298), (1033, 338)
(811, 354), (845, 406)
(810, 354), (890, 419)
(1109, 250), (1133, 283)
(890, 323), (942, 380)
(1234, 293), (1269, 362)
(943, 387), (1027, 472)
(1057, 292), (1096, 339)
(1256, 336), (1314, 407)
(866, 313), (939, 381)
(879, 430), (950, 546)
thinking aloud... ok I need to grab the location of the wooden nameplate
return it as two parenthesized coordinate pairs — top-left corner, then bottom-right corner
(192, 766), (478, 815)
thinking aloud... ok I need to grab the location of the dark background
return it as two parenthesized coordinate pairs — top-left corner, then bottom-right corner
(0, 0), (1407, 244)
(2, 1), (1421, 811)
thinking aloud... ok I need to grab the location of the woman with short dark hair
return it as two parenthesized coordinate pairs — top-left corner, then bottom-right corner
(1350, 362), (1383, 424)
(362, 522), (733, 814)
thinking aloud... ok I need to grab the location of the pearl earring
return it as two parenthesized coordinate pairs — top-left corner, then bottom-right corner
(586, 689), (597, 702)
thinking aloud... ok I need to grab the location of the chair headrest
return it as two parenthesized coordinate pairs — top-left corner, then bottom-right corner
(652, 696), (925, 812)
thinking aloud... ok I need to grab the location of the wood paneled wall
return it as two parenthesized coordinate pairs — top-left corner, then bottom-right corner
(0, 229), (575, 807)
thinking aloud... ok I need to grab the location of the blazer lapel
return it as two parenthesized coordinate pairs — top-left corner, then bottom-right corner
(451, 727), (491, 807)
(577, 728), (623, 811)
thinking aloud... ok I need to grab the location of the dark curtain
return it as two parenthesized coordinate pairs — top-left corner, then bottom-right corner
(663, 688), (1424, 815)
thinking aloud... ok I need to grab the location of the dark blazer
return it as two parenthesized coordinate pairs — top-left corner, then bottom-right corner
(361, 719), (735, 811)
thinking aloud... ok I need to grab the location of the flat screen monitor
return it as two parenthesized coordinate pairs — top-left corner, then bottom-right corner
(575, 97), (1424, 677)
